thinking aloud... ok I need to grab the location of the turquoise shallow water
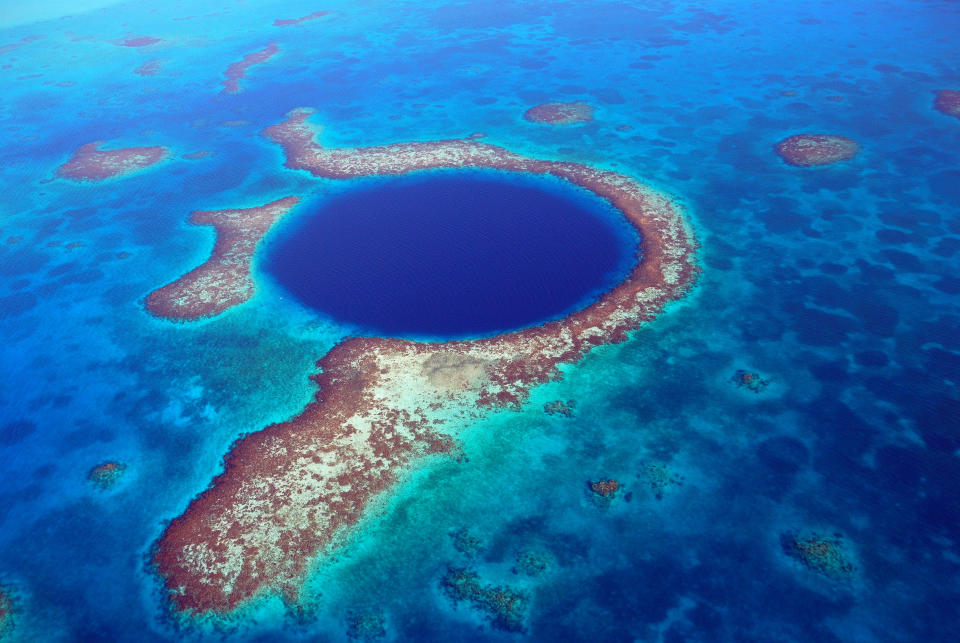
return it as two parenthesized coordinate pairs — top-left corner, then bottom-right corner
(1, 1), (959, 641)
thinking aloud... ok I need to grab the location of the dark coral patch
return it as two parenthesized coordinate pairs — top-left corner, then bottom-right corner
(0, 586), (12, 638)
(87, 461), (127, 489)
(513, 549), (552, 576)
(781, 531), (855, 581)
(731, 369), (769, 393)
(588, 479), (620, 498)
(134, 59), (164, 76)
(933, 90), (960, 121)
(346, 608), (386, 640)
(774, 134), (860, 167)
(441, 567), (528, 632)
(222, 43), (279, 94)
(118, 36), (161, 47)
(524, 101), (594, 125)
(274, 11), (330, 27)
(543, 399), (575, 416)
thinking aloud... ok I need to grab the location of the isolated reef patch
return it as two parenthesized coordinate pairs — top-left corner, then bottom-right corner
(222, 43), (279, 93)
(274, 11), (330, 27)
(118, 36), (162, 47)
(151, 108), (698, 616)
(87, 461), (127, 490)
(57, 141), (168, 182)
(524, 101), (594, 125)
(0, 586), (11, 638)
(134, 59), (165, 77)
(934, 90), (960, 121)
(145, 197), (299, 321)
(774, 134), (859, 167)
(781, 530), (856, 581)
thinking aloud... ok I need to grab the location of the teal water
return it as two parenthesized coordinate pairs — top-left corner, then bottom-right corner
(1, 1), (959, 641)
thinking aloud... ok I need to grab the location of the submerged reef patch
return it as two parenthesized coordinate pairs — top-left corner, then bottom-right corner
(346, 608), (386, 641)
(639, 462), (683, 499)
(588, 479), (621, 498)
(134, 59), (165, 76)
(524, 101), (594, 125)
(774, 134), (860, 167)
(87, 461), (127, 489)
(118, 36), (161, 47)
(151, 109), (698, 616)
(451, 528), (483, 557)
(543, 399), (575, 416)
(57, 141), (168, 182)
(731, 369), (770, 393)
(934, 90), (960, 120)
(145, 197), (300, 321)
(0, 587), (11, 639)
(221, 43), (279, 93)
(781, 530), (855, 581)
(513, 549), (553, 577)
(442, 567), (529, 632)
(274, 11), (330, 27)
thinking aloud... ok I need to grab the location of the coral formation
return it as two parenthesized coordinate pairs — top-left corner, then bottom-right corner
(781, 531), (855, 580)
(524, 101), (594, 125)
(346, 608), (386, 640)
(87, 461), (128, 490)
(145, 197), (300, 321)
(512, 549), (552, 577)
(0, 587), (11, 639)
(57, 141), (168, 182)
(134, 59), (164, 76)
(639, 462), (683, 500)
(451, 528), (482, 557)
(543, 399), (575, 416)
(274, 11), (330, 27)
(774, 134), (859, 167)
(731, 369), (770, 393)
(442, 567), (528, 632)
(589, 479), (620, 498)
(119, 36), (161, 47)
(222, 43), (279, 93)
(934, 90), (960, 120)
(151, 110), (698, 616)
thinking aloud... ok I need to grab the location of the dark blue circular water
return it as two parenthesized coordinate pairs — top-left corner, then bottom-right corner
(263, 170), (638, 339)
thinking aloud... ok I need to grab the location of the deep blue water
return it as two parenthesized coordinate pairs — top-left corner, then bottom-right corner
(264, 171), (636, 338)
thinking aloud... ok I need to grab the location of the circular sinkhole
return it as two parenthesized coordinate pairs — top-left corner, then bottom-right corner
(263, 169), (639, 339)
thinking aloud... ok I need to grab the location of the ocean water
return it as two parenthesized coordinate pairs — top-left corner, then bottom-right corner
(262, 170), (637, 338)
(0, 1), (958, 642)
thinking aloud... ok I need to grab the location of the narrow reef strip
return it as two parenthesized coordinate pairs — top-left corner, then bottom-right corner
(145, 197), (300, 321)
(274, 11), (330, 27)
(222, 43), (279, 94)
(57, 141), (168, 182)
(152, 109), (698, 616)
